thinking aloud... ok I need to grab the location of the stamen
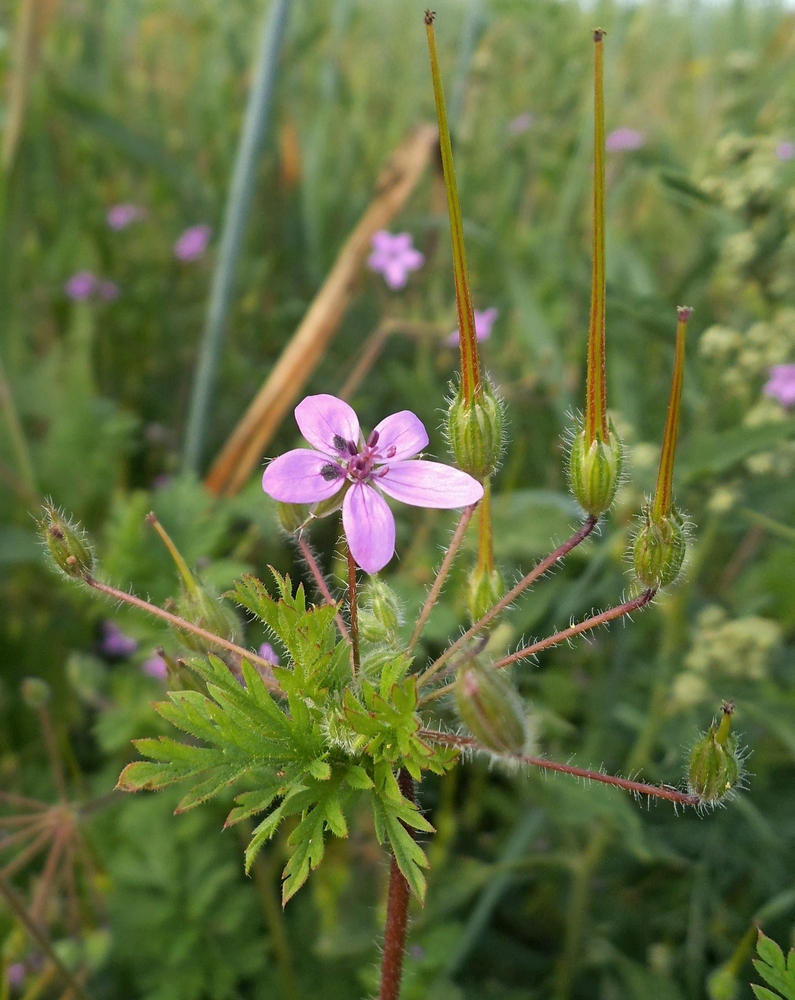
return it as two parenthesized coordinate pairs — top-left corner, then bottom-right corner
(386, 446), (397, 459)
(367, 429), (380, 448)
(376, 465), (390, 478)
(347, 440), (359, 456)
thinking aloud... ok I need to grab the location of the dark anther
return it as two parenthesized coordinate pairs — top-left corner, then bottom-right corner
(320, 463), (342, 482)
(347, 440), (359, 456)
(333, 434), (347, 452)
(386, 446), (397, 459)
(367, 429), (380, 448)
(376, 466), (390, 478)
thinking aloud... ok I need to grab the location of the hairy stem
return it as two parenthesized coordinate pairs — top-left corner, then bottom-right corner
(347, 548), (360, 677)
(378, 770), (416, 1000)
(419, 731), (699, 806)
(83, 577), (282, 693)
(418, 517), (597, 687)
(491, 588), (655, 670)
(295, 535), (350, 641)
(408, 504), (476, 653)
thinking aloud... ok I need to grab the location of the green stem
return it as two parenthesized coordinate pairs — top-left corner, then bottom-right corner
(347, 547), (360, 678)
(585, 29), (608, 445)
(182, 0), (292, 473)
(653, 307), (691, 522)
(424, 10), (481, 404)
(476, 479), (493, 574)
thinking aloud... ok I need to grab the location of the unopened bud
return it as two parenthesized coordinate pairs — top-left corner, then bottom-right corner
(359, 578), (403, 643)
(567, 422), (623, 516)
(21, 677), (51, 709)
(38, 504), (94, 579)
(446, 380), (504, 480)
(275, 501), (307, 535)
(455, 659), (529, 756)
(467, 564), (504, 624)
(688, 701), (742, 805)
(177, 585), (241, 653)
(632, 505), (687, 589)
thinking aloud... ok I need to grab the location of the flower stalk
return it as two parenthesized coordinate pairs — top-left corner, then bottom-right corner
(586, 28), (608, 446)
(378, 770), (416, 1000)
(347, 546), (361, 677)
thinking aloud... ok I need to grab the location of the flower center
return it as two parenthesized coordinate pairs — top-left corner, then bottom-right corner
(340, 430), (397, 484)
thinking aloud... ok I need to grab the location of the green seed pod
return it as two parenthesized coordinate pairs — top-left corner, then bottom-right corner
(632, 505), (687, 589)
(21, 676), (51, 709)
(359, 578), (403, 643)
(688, 701), (742, 805)
(467, 564), (504, 625)
(176, 585), (241, 654)
(38, 504), (95, 579)
(567, 422), (624, 516)
(455, 659), (529, 756)
(446, 380), (504, 480)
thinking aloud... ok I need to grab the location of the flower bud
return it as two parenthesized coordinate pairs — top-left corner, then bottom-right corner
(21, 676), (51, 709)
(359, 578), (403, 644)
(275, 501), (307, 535)
(446, 380), (504, 480)
(455, 659), (529, 756)
(38, 504), (94, 579)
(176, 585), (241, 654)
(467, 564), (504, 624)
(688, 701), (742, 806)
(567, 422), (623, 516)
(632, 505), (687, 589)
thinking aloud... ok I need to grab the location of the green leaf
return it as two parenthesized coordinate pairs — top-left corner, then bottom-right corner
(372, 794), (430, 904)
(751, 932), (795, 1000)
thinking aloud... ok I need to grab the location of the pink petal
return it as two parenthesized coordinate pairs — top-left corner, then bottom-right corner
(391, 232), (412, 252)
(383, 261), (409, 289)
(377, 460), (484, 508)
(294, 394), (360, 454)
(371, 230), (395, 253)
(342, 484), (396, 574)
(401, 248), (425, 270)
(372, 411), (429, 461)
(262, 449), (345, 503)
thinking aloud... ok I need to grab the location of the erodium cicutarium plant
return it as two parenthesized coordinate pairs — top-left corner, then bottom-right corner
(31, 17), (746, 1000)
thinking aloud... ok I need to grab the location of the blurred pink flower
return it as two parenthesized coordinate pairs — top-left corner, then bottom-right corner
(447, 307), (499, 347)
(508, 112), (534, 135)
(764, 364), (795, 407)
(65, 272), (97, 300)
(99, 280), (120, 301)
(107, 204), (145, 229)
(7, 964), (25, 988)
(174, 224), (212, 262)
(776, 141), (795, 162)
(367, 231), (424, 290)
(605, 127), (645, 152)
(141, 654), (168, 680)
(99, 621), (138, 659)
(258, 642), (280, 664)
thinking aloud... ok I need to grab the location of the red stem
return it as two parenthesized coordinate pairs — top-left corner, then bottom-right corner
(419, 730), (699, 807)
(378, 770), (416, 1000)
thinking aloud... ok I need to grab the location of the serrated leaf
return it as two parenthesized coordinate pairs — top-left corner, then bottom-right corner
(117, 760), (182, 792)
(344, 765), (374, 790)
(754, 988), (785, 1000)
(307, 758), (331, 781)
(752, 933), (795, 1000)
(372, 796), (429, 904)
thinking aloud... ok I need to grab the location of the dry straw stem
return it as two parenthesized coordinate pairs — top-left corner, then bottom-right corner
(205, 123), (439, 497)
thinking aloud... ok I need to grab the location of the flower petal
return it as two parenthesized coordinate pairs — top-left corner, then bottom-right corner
(294, 394), (360, 454)
(342, 484), (396, 574)
(376, 460), (484, 508)
(372, 411), (429, 461)
(262, 449), (345, 503)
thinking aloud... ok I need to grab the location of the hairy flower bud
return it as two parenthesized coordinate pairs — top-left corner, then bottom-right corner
(359, 578), (403, 644)
(176, 586), (241, 654)
(38, 503), (94, 579)
(632, 505), (687, 589)
(567, 423), (623, 516)
(467, 564), (504, 624)
(455, 659), (529, 756)
(688, 701), (742, 805)
(446, 380), (504, 480)
(21, 676), (51, 709)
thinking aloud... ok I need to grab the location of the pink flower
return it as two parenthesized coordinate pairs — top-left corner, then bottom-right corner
(174, 224), (211, 262)
(605, 127), (645, 152)
(764, 364), (795, 407)
(508, 112), (534, 135)
(447, 307), (499, 347)
(258, 642), (280, 664)
(141, 654), (168, 680)
(367, 231), (424, 290)
(776, 141), (795, 162)
(261, 394), (483, 573)
(99, 621), (138, 659)
(65, 272), (97, 300)
(107, 204), (145, 229)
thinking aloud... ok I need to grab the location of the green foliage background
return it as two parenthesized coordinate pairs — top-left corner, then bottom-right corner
(2, 0), (795, 997)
